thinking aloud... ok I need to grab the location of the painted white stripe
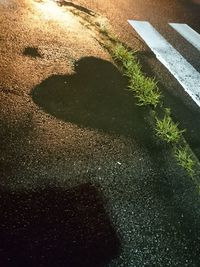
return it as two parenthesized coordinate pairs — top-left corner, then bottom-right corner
(128, 20), (200, 107)
(169, 23), (200, 52)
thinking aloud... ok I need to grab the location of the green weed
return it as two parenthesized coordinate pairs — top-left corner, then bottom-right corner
(155, 112), (185, 143)
(175, 147), (195, 176)
(104, 27), (199, 179)
(106, 32), (198, 179)
(123, 60), (141, 78)
(113, 44), (161, 108)
(99, 26), (118, 43)
(113, 43), (134, 63)
(99, 24), (109, 35)
(136, 86), (161, 108)
(128, 75), (161, 108)
(108, 33), (119, 43)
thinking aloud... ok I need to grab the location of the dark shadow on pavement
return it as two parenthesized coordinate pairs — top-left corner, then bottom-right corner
(31, 56), (152, 146)
(57, 0), (95, 16)
(0, 183), (120, 267)
(23, 47), (42, 58)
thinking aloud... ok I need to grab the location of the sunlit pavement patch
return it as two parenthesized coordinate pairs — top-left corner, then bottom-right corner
(0, 0), (14, 6)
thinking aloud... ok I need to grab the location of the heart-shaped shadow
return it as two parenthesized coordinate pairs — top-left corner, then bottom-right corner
(32, 57), (149, 141)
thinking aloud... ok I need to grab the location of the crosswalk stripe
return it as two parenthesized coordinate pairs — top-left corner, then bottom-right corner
(128, 20), (200, 107)
(169, 23), (200, 52)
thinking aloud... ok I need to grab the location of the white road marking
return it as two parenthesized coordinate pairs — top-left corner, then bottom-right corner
(128, 20), (200, 107)
(169, 23), (200, 52)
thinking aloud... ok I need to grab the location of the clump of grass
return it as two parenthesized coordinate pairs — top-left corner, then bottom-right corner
(99, 24), (109, 35)
(175, 147), (195, 176)
(108, 33), (118, 43)
(96, 21), (119, 43)
(155, 110), (185, 143)
(129, 75), (161, 108)
(123, 59), (141, 78)
(136, 86), (161, 108)
(113, 44), (161, 108)
(113, 43), (134, 63)
(110, 41), (198, 178)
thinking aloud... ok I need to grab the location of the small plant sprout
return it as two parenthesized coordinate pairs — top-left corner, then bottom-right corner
(109, 37), (199, 180)
(135, 85), (161, 108)
(99, 24), (109, 35)
(128, 75), (161, 108)
(107, 29), (199, 180)
(175, 147), (195, 176)
(155, 112), (185, 143)
(109, 33), (118, 43)
(112, 43), (161, 108)
(113, 44), (134, 63)
(124, 60), (141, 79)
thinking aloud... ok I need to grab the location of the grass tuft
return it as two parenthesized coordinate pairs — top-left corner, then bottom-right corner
(99, 24), (109, 35)
(113, 44), (161, 108)
(109, 38), (198, 178)
(112, 43), (134, 63)
(129, 75), (161, 108)
(175, 147), (195, 176)
(155, 111), (185, 143)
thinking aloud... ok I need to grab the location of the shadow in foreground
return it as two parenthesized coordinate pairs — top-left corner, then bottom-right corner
(0, 183), (120, 267)
(23, 47), (42, 58)
(32, 56), (151, 145)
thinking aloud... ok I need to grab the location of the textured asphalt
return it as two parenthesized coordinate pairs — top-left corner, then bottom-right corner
(75, 0), (200, 160)
(74, 0), (200, 40)
(1, 1), (200, 266)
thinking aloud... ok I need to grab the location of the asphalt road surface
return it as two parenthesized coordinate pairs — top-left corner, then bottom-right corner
(1, 1), (200, 267)
(76, 0), (200, 159)
(76, 0), (200, 38)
